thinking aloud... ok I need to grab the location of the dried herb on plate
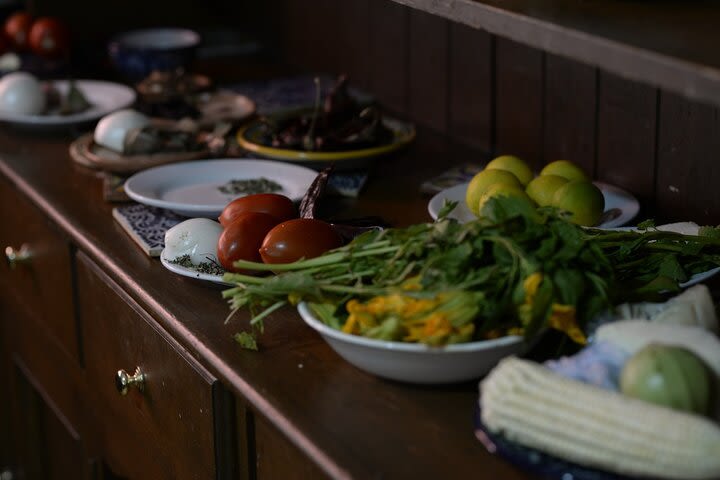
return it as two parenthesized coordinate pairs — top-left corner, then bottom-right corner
(170, 254), (225, 275)
(217, 177), (282, 196)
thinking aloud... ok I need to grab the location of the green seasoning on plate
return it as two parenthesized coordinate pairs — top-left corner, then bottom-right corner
(217, 177), (283, 196)
(169, 254), (225, 275)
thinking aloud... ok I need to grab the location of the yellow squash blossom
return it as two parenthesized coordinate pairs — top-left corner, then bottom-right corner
(518, 272), (587, 344)
(342, 290), (479, 345)
(548, 303), (587, 344)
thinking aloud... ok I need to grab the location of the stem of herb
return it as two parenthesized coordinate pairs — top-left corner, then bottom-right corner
(250, 300), (288, 326)
(229, 245), (400, 273)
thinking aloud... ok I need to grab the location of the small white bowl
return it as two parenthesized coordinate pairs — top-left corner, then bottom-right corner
(297, 302), (527, 384)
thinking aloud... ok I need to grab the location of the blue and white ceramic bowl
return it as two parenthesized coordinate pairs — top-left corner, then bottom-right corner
(108, 28), (201, 81)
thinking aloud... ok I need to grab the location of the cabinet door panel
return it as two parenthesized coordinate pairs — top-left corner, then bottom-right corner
(0, 176), (77, 362)
(76, 252), (216, 480)
(11, 359), (90, 480)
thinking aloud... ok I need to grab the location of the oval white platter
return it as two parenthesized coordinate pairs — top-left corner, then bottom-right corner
(0, 79), (136, 126)
(124, 158), (318, 217)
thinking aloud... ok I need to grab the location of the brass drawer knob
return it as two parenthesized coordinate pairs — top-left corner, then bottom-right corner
(4, 244), (31, 269)
(115, 366), (145, 396)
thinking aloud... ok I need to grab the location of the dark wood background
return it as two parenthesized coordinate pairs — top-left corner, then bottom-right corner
(29, 0), (720, 225)
(272, 0), (720, 225)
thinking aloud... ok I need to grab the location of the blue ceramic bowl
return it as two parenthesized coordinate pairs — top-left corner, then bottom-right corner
(108, 28), (201, 81)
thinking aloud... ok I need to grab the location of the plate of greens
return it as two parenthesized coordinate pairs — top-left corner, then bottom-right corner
(222, 197), (720, 363)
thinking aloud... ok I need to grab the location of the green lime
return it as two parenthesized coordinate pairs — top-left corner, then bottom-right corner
(552, 180), (605, 226)
(465, 169), (522, 216)
(477, 183), (534, 218)
(526, 175), (569, 207)
(540, 160), (590, 182)
(485, 155), (534, 186)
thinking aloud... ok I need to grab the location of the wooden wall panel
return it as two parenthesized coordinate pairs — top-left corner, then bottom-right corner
(408, 9), (449, 132)
(448, 23), (493, 152)
(543, 55), (597, 175)
(656, 93), (720, 224)
(596, 73), (657, 211)
(495, 38), (544, 170)
(367, 1), (409, 115)
(279, 0), (336, 73)
(270, 0), (720, 222)
(326, 0), (371, 89)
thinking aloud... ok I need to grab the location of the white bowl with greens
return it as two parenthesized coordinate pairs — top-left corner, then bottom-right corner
(297, 302), (525, 384)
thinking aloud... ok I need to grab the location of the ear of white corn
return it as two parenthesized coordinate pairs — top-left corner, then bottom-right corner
(594, 319), (720, 378)
(480, 357), (720, 480)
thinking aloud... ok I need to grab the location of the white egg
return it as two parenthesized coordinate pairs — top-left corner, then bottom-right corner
(0, 71), (46, 115)
(164, 218), (223, 264)
(94, 108), (150, 153)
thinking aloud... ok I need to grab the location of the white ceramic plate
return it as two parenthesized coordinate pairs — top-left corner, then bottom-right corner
(159, 248), (231, 285)
(427, 181), (640, 229)
(297, 302), (526, 384)
(0, 79), (136, 126)
(124, 158), (318, 217)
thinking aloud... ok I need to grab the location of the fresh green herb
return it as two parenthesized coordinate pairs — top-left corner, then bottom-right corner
(233, 332), (258, 350)
(218, 177), (282, 196)
(221, 196), (720, 349)
(169, 254), (225, 275)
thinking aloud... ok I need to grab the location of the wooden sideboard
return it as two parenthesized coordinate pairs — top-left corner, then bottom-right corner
(0, 124), (537, 479)
(3, 1), (720, 478)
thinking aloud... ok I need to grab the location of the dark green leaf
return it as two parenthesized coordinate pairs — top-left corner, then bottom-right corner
(437, 200), (459, 220)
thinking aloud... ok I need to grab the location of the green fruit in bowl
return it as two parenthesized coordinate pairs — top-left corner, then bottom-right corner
(485, 155), (533, 187)
(465, 169), (522, 216)
(552, 180), (604, 226)
(526, 174), (569, 207)
(540, 160), (590, 182)
(620, 344), (712, 416)
(477, 183), (534, 218)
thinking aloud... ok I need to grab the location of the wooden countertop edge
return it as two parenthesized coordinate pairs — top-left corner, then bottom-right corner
(0, 158), (354, 480)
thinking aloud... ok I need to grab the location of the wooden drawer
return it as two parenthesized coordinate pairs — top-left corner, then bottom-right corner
(75, 252), (217, 479)
(0, 176), (77, 362)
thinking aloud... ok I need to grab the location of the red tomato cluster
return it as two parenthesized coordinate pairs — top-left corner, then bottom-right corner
(216, 193), (343, 273)
(2, 12), (69, 58)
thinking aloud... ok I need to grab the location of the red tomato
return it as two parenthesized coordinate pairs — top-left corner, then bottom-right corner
(4, 12), (33, 51)
(28, 17), (69, 58)
(218, 193), (296, 227)
(217, 212), (279, 272)
(260, 218), (342, 264)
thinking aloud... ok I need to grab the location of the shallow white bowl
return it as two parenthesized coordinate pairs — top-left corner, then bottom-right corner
(297, 302), (526, 384)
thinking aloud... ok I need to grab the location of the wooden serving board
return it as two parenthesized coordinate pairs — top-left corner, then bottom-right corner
(69, 132), (211, 174)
